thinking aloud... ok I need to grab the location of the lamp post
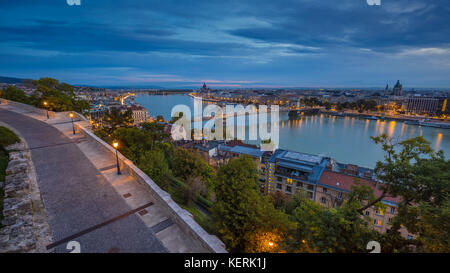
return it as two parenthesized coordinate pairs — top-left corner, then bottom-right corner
(69, 112), (76, 135)
(43, 101), (49, 119)
(113, 141), (121, 175)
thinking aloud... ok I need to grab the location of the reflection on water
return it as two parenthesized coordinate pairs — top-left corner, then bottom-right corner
(436, 133), (443, 151)
(388, 121), (396, 137)
(135, 94), (450, 168)
(281, 114), (449, 168)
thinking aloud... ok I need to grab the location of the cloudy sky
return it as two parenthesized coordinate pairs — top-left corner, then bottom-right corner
(1, 0), (449, 88)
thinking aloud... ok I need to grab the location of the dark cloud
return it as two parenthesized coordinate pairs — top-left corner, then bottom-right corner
(0, 0), (449, 87)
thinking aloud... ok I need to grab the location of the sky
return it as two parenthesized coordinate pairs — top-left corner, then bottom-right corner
(0, 0), (449, 88)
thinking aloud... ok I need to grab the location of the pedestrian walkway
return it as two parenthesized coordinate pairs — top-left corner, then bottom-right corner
(0, 104), (207, 253)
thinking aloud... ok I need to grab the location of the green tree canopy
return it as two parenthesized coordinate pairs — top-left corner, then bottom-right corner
(212, 155), (293, 252)
(138, 148), (170, 187)
(369, 134), (450, 252)
(0, 86), (31, 104)
(102, 108), (134, 132)
(32, 77), (89, 112)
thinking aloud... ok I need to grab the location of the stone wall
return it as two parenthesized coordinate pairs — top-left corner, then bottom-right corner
(74, 121), (228, 253)
(0, 128), (52, 253)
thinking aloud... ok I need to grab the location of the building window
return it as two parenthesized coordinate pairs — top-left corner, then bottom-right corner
(322, 188), (327, 193)
(374, 219), (382, 226)
(276, 183), (282, 190)
(337, 192), (343, 199)
(388, 218), (392, 223)
(365, 211), (370, 216)
(321, 197), (326, 204)
(407, 235), (413, 240)
(375, 209), (384, 216)
(307, 192), (313, 199)
(390, 207), (395, 214)
(307, 185), (314, 191)
(287, 178), (293, 184)
(277, 176), (282, 182)
(297, 182), (303, 187)
(286, 186), (292, 193)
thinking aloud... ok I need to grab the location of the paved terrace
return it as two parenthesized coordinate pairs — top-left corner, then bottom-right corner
(0, 103), (217, 253)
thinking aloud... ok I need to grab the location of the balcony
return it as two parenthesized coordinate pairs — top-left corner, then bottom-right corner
(275, 167), (309, 181)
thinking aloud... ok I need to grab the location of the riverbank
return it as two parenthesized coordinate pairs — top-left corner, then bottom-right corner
(320, 110), (450, 129)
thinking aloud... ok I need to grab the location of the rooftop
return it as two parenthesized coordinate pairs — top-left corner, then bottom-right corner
(194, 141), (221, 152)
(269, 149), (330, 183)
(283, 151), (323, 164)
(218, 144), (265, 158)
(318, 170), (401, 205)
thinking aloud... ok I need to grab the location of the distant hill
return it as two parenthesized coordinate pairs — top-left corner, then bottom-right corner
(0, 76), (29, 84)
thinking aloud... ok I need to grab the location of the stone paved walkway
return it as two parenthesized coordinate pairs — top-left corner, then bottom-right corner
(0, 105), (206, 253)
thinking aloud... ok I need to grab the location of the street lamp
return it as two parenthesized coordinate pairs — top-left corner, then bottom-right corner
(113, 141), (121, 175)
(69, 112), (76, 135)
(43, 101), (49, 119)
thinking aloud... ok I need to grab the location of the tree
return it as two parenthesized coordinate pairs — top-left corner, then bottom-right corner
(111, 127), (150, 162)
(172, 147), (215, 194)
(183, 176), (207, 206)
(102, 108), (134, 132)
(141, 122), (170, 150)
(367, 134), (450, 252)
(0, 86), (31, 104)
(137, 148), (170, 187)
(407, 197), (450, 252)
(283, 190), (377, 253)
(323, 101), (332, 110)
(212, 155), (293, 252)
(269, 190), (299, 215)
(31, 77), (89, 113)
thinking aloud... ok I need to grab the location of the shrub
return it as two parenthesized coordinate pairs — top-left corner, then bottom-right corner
(0, 126), (20, 147)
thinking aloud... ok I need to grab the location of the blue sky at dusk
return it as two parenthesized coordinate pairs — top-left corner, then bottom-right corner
(1, 0), (449, 88)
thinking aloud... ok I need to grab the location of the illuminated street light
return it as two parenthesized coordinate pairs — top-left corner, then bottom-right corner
(69, 112), (76, 135)
(43, 101), (49, 119)
(268, 241), (274, 247)
(113, 140), (121, 175)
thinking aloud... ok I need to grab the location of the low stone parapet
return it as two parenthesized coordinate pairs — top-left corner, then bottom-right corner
(0, 98), (55, 118)
(74, 120), (227, 253)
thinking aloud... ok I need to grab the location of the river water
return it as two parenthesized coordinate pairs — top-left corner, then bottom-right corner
(135, 94), (450, 168)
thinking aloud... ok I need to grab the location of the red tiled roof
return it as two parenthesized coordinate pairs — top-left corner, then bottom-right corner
(319, 170), (401, 204)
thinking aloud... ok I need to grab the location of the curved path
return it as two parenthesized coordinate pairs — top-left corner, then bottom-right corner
(0, 108), (174, 253)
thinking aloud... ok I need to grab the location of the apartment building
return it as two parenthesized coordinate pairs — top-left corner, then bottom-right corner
(129, 105), (149, 125)
(265, 149), (330, 198)
(315, 170), (413, 238)
(193, 140), (221, 167)
(406, 97), (448, 115)
(263, 151), (414, 238)
(216, 142), (272, 191)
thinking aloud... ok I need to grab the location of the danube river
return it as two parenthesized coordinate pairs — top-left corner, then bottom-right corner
(135, 94), (450, 168)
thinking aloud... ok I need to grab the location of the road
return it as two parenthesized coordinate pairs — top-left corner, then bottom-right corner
(0, 108), (168, 253)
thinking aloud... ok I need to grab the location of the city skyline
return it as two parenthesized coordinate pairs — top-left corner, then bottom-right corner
(1, 0), (450, 88)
